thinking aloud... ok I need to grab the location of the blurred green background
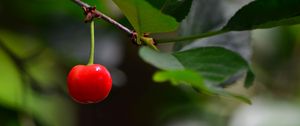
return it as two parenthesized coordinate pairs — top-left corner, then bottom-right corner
(1, 0), (300, 126)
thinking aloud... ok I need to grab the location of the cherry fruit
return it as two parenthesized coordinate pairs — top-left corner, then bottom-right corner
(67, 64), (112, 104)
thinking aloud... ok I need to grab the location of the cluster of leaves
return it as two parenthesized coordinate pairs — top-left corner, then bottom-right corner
(110, 0), (300, 103)
(0, 31), (75, 126)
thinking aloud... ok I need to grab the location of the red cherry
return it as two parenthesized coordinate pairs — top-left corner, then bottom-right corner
(67, 64), (112, 104)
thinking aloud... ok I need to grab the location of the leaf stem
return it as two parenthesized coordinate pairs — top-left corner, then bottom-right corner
(156, 30), (228, 43)
(88, 21), (95, 65)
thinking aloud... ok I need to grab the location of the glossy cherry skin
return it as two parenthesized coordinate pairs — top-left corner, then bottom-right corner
(67, 64), (112, 104)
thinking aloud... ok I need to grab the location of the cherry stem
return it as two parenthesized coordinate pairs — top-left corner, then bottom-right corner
(88, 20), (95, 65)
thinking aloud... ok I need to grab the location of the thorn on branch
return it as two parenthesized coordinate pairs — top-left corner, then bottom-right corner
(83, 6), (100, 23)
(130, 32), (157, 46)
(73, 0), (134, 35)
(130, 32), (139, 46)
(143, 33), (157, 45)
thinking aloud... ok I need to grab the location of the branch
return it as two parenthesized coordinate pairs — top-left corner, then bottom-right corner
(72, 0), (227, 45)
(72, 0), (133, 35)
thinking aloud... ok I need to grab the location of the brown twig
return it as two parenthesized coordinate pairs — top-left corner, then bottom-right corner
(72, 0), (159, 48)
(73, 0), (134, 35)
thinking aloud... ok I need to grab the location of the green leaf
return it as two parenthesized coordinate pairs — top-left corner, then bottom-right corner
(0, 47), (23, 109)
(153, 70), (251, 104)
(0, 30), (42, 59)
(26, 94), (75, 126)
(244, 69), (255, 88)
(214, 90), (251, 104)
(139, 46), (252, 86)
(139, 46), (252, 103)
(25, 50), (65, 89)
(153, 70), (210, 93)
(0, 31), (61, 89)
(145, 0), (193, 22)
(0, 31), (75, 126)
(172, 0), (225, 49)
(173, 47), (249, 85)
(157, 0), (300, 43)
(223, 0), (300, 30)
(139, 47), (184, 70)
(112, 0), (178, 34)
